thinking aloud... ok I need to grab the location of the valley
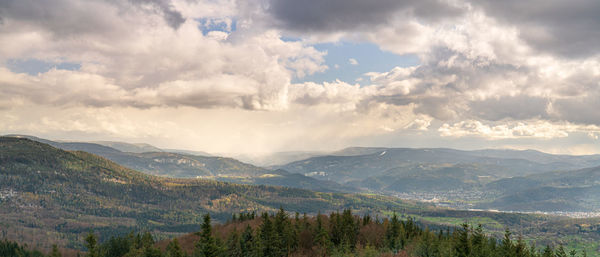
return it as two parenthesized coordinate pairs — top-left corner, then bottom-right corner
(3, 136), (600, 256)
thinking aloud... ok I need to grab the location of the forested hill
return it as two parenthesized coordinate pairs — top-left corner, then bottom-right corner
(5, 135), (355, 193)
(0, 137), (419, 251)
(6, 135), (267, 178)
(1, 209), (589, 257)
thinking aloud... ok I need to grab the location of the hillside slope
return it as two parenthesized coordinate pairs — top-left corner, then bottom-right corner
(0, 137), (415, 250)
(279, 148), (574, 183)
(479, 166), (600, 211)
(5, 135), (355, 192)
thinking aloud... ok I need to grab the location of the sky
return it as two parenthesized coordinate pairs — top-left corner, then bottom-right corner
(1, 0), (600, 155)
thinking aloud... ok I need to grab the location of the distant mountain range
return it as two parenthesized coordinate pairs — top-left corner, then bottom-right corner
(5, 135), (355, 193)
(4, 136), (600, 254)
(278, 147), (599, 182)
(6, 135), (600, 212)
(277, 147), (600, 212)
(0, 137), (417, 250)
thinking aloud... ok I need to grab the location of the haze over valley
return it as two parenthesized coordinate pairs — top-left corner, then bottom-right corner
(2, 0), (600, 256)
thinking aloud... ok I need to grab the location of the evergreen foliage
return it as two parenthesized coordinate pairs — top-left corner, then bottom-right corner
(1, 207), (594, 257)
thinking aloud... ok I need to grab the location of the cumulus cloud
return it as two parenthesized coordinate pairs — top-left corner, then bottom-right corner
(357, 10), (600, 130)
(473, 0), (600, 58)
(1, 0), (600, 153)
(0, 0), (327, 111)
(438, 120), (600, 140)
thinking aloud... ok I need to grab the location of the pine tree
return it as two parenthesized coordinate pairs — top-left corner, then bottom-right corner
(195, 213), (222, 257)
(240, 225), (254, 257)
(141, 232), (155, 248)
(166, 238), (185, 257)
(274, 207), (292, 255)
(415, 228), (439, 257)
(471, 224), (487, 257)
(542, 245), (554, 257)
(453, 223), (470, 257)
(84, 232), (98, 257)
(555, 245), (568, 257)
(314, 212), (329, 248)
(330, 212), (342, 247)
(225, 229), (242, 257)
(50, 244), (62, 257)
(340, 209), (358, 250)
(140, 232), (162, 257)
(569, 249), (577, 257)
(386, 213), (402, 252)
(258, 212), (278, 257)
(501, 229), (514, 257)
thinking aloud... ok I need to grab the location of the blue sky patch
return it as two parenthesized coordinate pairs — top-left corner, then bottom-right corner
(197, 17), (237, 35)
(6, 59), (81, 75)
(294, 41), (420, 85)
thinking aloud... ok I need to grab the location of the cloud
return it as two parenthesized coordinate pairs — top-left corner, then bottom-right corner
(473, 0), (600, 58)
(0, 0), (327, 111)
(130, 0), (186, 29)
(265, 0), (463, 33)
(439, 120), (600, 140)
(0, 0), (186, 37)
(1, 0), (600, 154)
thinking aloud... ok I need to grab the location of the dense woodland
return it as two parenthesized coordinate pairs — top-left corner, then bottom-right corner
(0, 208), (588, 257)
(2, 138), (600, 256)
(0, 137), (420, 249)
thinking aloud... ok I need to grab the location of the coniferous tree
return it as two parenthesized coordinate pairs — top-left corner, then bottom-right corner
(501, 229), (514, 257)
(140, 232), (161, 257)
(542, 245), (555, 257)
(330, 212), (342, 247)
(274, 207), (294, 255)
(514, 235), (527, 257)
(225, 229), (242, 257)
(386, 213), (402, 252)
(414, 228), (439, 257)
(166, 238), (185, 257)
(195, 214), (222, 257)
(471, 224), (488, 257)
(569, 249), (577, 257)
(258, 212), (278, 257)
(453, 223), (470, 257)
(240, 225), (254, 257)
(340, 209), (358, 250)
(50, 245), (62, 257)
(3, 206), (585, 257)
(85, 232), (98, 257)
(555, 245), (568, 257)
(314, 212), (329, 249)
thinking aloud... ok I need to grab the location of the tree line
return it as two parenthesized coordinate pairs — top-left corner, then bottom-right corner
(1, 208), (589, 257)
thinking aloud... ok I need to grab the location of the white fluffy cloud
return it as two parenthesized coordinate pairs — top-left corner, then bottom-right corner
(1, 0), (600, 154)
(0, 0), (327, 111)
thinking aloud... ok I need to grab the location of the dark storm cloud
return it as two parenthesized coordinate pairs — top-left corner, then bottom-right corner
(0, 0), (185, 35)
(129, 0), (186, 29)
(266, 0), (464, 32)
(0, 0), (116, 36)
(473, 0), (600, 58)
(552, 97), (600, 125)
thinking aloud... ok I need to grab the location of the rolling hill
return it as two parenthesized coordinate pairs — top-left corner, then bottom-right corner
(4, 135), (354, 192)
(479, 166), (600, 211)
(278, 148), (579, 183)
(0, 137), (414, 250)
(277, 147), (600, 212)
(4, 137), (600, 256)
